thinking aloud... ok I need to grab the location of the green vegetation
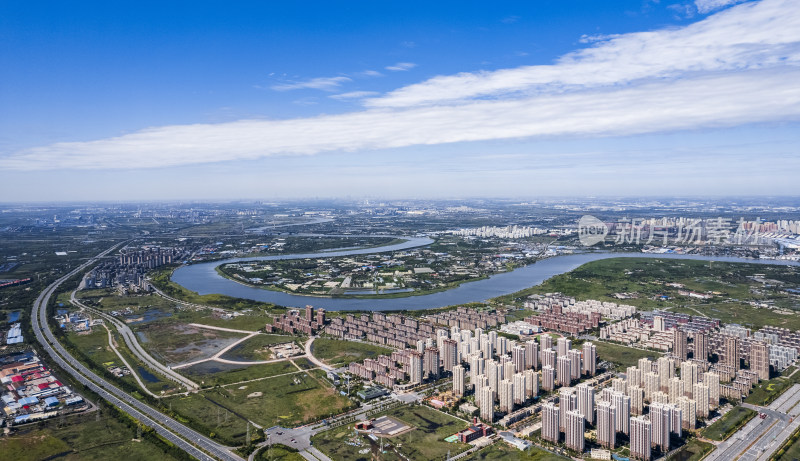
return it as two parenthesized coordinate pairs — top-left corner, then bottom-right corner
(222, 333), (301, 361)
(311, 405), (469, 461)
(167, 370), (352, 443)
(492, 258), (800, 329)
(702, 407), (757, 441)
(0, 413), (182, 461)
(133, 320), (246, 365)
(64, 329), (175, 394)
(149, 265), (287, 313)
(746, 367), (800, 406)
(667, 438), (715, 461)
(255, 444), (305, 461)
(594, 341), (661, 368)
(181, 359), (299, 387)
(466, 443), (569, 460)
(311, 338), (392, 366)
(773, 424), (800, 461)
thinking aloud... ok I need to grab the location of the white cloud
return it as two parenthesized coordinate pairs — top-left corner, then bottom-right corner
(359, 70), (383, 77)
(329, 91), (379, 100)
(365, 0), (800, 108)
(3, 0), (799, 172)
(695, 0), (747, 13)
(270, 76), (351, 91)
(2, 68), (799, 171)
(385, 62), (417, 71)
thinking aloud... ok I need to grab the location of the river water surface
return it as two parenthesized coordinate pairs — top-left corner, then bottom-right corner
(172, 238), (798, 311)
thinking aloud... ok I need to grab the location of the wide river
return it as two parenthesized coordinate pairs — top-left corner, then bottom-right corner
(172, 237), (798, 311)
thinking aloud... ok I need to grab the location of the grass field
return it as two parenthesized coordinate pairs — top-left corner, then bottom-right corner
(466, 443), (569, 460)
(180, 359), (299, 386)
(311, 338), (392, 367)
(167, 369), (352, 443)
(492, 258), (800, 329)
(311, 405), (469, 461)
(667, 438), (715, 461)
(255, 444), (305, 461)
(745, 366), (800, 406)
(594, 341), (661, 368)
(0, 414), (181, 461)
(702, 407), (756, 441)
(134, 320), (246, 365)
(221, 333), (302, 361)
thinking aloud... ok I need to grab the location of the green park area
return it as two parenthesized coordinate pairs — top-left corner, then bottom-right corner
(466, 443), (569, 460)
(745, 366), (800, 406)
(494, 258), (800, 329)
(166, 369), (352, 444)
(702, 407), (757, 441)
(312, 405), (470, 461)
(0, 414), (181, 461)
(667, 439), (715, 461)
(255, 444), (304, 461)
(220, 333), (302, 361)
(593, 341), (661, 368)
(775, 425), (800, 461)
(311, 338), (392, 367)
(180, 360), (299, 387)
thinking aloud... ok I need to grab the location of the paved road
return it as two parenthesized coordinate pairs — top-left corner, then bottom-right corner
(72, 290), (200, 389)
(707, 386), (800, 461)
(32, 243), (243, 461)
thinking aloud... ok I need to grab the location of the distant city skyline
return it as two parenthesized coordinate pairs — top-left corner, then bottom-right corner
(1, 0), (799, 201)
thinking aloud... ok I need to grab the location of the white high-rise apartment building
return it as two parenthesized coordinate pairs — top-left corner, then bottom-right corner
(499, 379), (514, 413)
(693, 383), (709, 418)
(630, 416), (652, 461)
(577, 383), (596, 424)
(565, 409), (585, 453)
(513, 372), (526, 405)
(597, 401), (616, 449)
(542, 403), (560, 443)
(612, 391), (631, 435)
(480, 386), (495, 422)
(452, 364), (465, 396)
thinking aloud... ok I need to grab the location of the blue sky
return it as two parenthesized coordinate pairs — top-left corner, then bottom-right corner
(1, 0), (799, 201)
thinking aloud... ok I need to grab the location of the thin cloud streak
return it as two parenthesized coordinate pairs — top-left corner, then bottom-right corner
(3, 68), (799, 170)
(271, 76), (352, 91)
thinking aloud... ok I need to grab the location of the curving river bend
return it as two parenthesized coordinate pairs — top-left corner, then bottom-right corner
(172, 237), (798, 311)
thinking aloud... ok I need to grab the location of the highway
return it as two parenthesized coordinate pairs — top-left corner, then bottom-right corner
(31, 243), (243, 461)
(71, 290), (200, 390)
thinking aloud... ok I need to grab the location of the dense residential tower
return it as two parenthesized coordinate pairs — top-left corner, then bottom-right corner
(630, 416), (652, 461)
(597, 401), (616, 449)
(542, 403), (560, 443)
(565, 410), (586, 453)
(583, 342), (597, 376)
(751, 340), (770, 380)
(452, 364), (465, 396)
(673, 329), (688, 361)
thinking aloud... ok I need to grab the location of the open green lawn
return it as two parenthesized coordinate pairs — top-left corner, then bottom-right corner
(311, 338), (392, 367)
(702, 407), (756, 441)
(746, 366), (800, 406)
(492, 258), (800, 328)
(311, 405), (469, 461)
(667, 438), (715, 461)
(221, 334), (302, 361)
(167, 370), (352, 443)
(180, 359), (299, 387)
(0, 414), (181, 461)
(594, 341), (661, 368)
(466, 443), (569, 460)
(255, 444), (305, 461)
